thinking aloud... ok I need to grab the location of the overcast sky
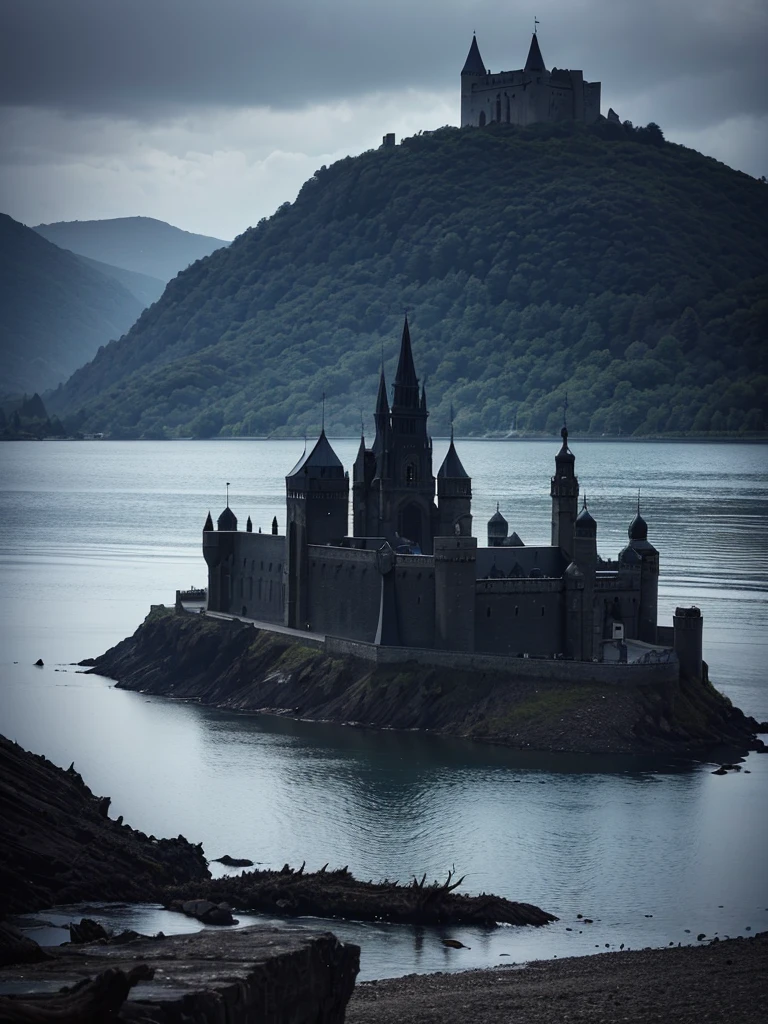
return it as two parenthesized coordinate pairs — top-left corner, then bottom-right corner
(1, 0), (765, 239)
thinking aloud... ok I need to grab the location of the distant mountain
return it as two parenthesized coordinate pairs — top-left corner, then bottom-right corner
(48, 122), (768, 439)
(72, 253), (166, 308)
(33, 217), (229, 283)
(0, 212), (145, 394)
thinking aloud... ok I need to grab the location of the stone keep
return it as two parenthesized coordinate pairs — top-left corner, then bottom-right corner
(461, 32), (601, 128)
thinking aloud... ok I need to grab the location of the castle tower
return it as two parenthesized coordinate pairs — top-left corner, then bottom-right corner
(572, 498), (597, 660)
(362, 318), (437, 552)
(436, 428), (472, 537)
(461, 34), (487, 127)
(628, 500), (659, 644)
(285, 431), (349, 628)
(673, 606), (703, 680)
(551, 425), (579, 560)
(487, 504), (508, 546)
(434, 536), (477, 652)
(203, 505), (238, 613)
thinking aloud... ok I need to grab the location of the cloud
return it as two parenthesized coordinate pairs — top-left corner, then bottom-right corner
(0, 1), (764, 235)
(0, 91), (455, 237)
(1, 1), (765, 125)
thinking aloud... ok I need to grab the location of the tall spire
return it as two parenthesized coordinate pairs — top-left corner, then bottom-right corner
(393, 315), (419, 409)
(373, 365), (390, 453)
(524, 32), (546, 72)
(462, 33), (486, 75)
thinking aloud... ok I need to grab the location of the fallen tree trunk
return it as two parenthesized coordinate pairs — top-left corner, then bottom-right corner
(0, 964), (152, 1023)
(165, 865), (556, 927)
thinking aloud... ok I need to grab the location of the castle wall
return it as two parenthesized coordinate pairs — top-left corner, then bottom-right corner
(323, 633), (678, 687)
(393, 555), (436, 648)
(226, 533), (286, 623)
(474, 578), (563, 655)
(463, 69), (600, 127)
(306, 546), (380, 641)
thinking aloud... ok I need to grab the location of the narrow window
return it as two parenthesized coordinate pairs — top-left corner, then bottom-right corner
(479, 111), (486, 127)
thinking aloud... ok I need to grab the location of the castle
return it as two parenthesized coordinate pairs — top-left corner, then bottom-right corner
(461, 31), (601, 128)
(201, 320), (703, 678)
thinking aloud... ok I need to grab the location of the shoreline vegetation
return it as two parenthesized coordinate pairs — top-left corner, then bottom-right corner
(85, 606), (766, 758)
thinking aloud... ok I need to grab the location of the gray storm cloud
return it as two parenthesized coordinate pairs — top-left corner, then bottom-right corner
(0, 0), (765, 235)
(1, 0), (765, 128)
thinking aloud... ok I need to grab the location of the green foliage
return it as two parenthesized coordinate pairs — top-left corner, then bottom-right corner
(49, 122), (768, 439)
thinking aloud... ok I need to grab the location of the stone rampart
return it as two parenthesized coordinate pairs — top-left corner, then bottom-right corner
(324, 635), (678, 687)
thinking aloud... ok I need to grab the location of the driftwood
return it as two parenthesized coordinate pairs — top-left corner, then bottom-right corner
(0, 964), (153, 1022)
(166, 866), (557, 927)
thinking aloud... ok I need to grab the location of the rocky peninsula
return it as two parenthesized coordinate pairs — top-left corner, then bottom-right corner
(85, 606), (766, 757)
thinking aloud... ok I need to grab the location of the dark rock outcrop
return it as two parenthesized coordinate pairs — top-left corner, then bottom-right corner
(87, 606), (765, 757)
(0, 923), (50, 968)
(165, 865), (556, 928)
(0, 925), (359, 1023)
(0, 735), (210, 915)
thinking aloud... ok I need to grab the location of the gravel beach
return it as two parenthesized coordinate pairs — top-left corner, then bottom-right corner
(347, 932), (768, 1023)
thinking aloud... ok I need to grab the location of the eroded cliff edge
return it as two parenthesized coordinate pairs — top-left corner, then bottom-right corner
(0, 734), (209, 915)
(85, 607), (765, 757)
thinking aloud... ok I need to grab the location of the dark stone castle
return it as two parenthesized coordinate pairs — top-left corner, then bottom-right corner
(202, 320), (702, 674)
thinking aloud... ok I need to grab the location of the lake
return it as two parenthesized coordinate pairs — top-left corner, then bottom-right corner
(0, 438), (766, 979)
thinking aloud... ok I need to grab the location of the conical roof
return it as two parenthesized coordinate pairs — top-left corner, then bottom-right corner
(203, 511), (213, 532)
(462, 34), (486, 75)
(576, 498), (596, 531)
(287, 430), (343, 477)
(524, 32), (546, 72)
(438, 438), (470, 479)
(628, 511), (648, 541)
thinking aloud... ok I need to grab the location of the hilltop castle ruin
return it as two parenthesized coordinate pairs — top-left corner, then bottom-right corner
(461, 32), (601, 128)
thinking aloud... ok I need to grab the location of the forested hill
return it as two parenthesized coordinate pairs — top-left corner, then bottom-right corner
(49, 122), (768, 439)
(0, 213), (145, 395)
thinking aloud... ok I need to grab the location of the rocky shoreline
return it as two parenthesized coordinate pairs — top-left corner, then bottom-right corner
(85, 605), (767, 757)
(346, 931), (768, 1024)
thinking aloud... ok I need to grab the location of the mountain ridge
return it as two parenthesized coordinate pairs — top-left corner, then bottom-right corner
(0, 212), (146, 395)
(46, 122), (768, 439)
(33, 216), (229, 283)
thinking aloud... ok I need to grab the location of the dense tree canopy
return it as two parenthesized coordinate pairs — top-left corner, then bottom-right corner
(49, 121), (768, 439)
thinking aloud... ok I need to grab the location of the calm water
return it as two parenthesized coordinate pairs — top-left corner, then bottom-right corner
(1, 439), (767, 979)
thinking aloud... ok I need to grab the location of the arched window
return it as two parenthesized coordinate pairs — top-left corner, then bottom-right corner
(405, 461), (418, 486)
(496, 95), (501, 122)
(479, 110), (486, 127)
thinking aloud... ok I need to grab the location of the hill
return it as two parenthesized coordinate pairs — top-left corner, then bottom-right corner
(48, 122), (768, 439)
(34, 216), (229, 283)
(0, 213), (146, 395)
(72, 252), (165, 308)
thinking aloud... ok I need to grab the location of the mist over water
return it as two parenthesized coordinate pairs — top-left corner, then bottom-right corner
(1, 439), (766, 978)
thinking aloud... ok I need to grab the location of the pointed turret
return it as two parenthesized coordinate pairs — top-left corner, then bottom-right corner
(373, 367), (390, 454)
(246, 515), (252, 533)
(217, 505), (237, 531)
(438, 436), (470, 481)
(462, 34), (486, 75)
(392, 316), (419, 409)
(524, 32), (546, 73)
(203, 511), (213, 532)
